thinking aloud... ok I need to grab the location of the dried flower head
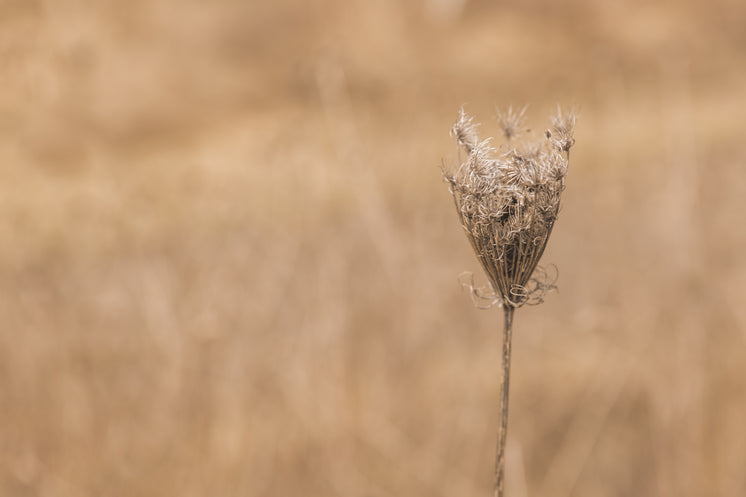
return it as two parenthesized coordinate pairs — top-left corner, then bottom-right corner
(450, 107), (479, 155)
(495, 105), (528, 145)
(443, 106), (576, 307)
(547, 106), (576, 153)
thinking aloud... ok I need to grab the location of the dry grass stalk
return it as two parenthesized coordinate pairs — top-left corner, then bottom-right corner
(444, 106), (576, 497)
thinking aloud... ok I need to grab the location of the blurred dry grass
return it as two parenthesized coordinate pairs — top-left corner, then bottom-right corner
(1, 1), (746, 496)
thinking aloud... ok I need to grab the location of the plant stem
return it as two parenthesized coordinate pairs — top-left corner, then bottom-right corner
(494, 304), (514, 497)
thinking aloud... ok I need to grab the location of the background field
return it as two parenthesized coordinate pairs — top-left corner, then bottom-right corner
(2, 1), (746, 496)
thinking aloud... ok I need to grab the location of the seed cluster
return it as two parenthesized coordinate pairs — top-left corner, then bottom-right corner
(444, 107), (576, 307)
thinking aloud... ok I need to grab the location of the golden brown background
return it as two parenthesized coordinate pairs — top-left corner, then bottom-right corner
(2, 0), (745, 496)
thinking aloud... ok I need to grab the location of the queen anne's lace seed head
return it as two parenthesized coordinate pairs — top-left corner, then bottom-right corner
(443, 106), (576, 308)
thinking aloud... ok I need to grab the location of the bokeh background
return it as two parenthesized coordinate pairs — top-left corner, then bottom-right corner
(2, 0), (746, 496)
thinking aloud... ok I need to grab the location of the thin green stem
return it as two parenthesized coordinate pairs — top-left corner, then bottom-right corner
(494, 304), (514, 497)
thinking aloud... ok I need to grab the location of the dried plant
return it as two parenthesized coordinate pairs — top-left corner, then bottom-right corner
(444, 105), (576, 497)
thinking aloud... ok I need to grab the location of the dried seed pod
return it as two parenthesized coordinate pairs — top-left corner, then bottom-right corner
(444, 106), (575, 307)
